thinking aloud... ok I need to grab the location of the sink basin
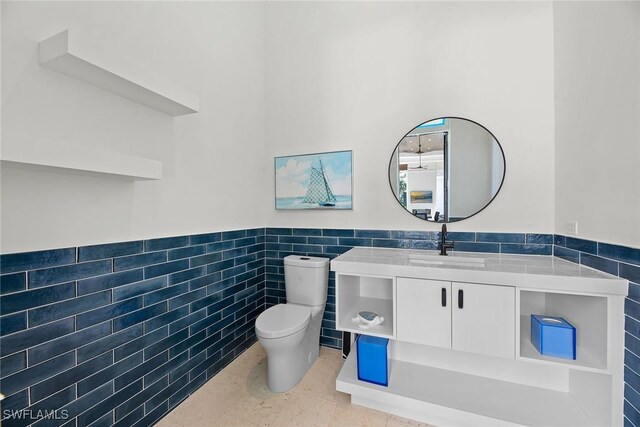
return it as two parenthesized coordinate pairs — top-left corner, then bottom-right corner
(408, 253), (486, 267)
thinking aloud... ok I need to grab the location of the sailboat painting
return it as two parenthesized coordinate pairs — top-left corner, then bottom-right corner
(275, 150), (352, 210)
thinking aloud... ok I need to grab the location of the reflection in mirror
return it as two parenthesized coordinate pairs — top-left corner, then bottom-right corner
(389, 117), (505, 223)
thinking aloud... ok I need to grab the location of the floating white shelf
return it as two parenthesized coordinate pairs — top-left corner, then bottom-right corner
(38, 30), (199, 116)
(1, 135), (162, 180)
(337, 349), (597, 427)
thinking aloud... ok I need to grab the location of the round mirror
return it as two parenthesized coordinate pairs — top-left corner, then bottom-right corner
(388, 117), (505, 223)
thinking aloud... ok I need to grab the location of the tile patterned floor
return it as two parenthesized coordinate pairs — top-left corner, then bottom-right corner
(156, 343), (430, 427)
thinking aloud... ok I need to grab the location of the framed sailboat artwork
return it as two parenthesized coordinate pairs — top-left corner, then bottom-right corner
(275, 150), (353, 210)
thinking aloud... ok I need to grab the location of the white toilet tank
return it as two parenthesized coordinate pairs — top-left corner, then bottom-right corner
(284, 255), (329, 306)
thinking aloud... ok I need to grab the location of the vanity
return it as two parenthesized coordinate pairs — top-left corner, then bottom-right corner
(332, 247), (628, 427)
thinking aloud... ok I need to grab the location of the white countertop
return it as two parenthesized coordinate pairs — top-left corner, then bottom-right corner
(331, 248), (628, 296)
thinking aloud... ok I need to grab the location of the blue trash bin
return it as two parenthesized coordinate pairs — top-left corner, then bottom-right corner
(356, 335), (389, 386)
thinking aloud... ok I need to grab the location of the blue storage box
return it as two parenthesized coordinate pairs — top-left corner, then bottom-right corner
(357, 335), (389, 386)
(531, 315), (576, 360)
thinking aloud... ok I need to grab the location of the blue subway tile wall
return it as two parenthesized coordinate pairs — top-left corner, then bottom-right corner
(264, 228), (554, 350)
(553, 235), (640, 426)
(5, 226), (635, 425)
(0, 228), (266, 427)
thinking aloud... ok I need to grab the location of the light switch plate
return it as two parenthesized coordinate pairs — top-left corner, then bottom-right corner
(565, 221), (578, 235)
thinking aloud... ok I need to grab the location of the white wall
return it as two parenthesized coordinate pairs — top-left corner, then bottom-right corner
(553, 1), (640, 247)
(1, 1), (266, 253)
(263, 1), (556, 233)
(5, 1), (637, 254)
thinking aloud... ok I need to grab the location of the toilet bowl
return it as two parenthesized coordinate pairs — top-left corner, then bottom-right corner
(255, 255), (329, 392)
(256, 303), (316, 392)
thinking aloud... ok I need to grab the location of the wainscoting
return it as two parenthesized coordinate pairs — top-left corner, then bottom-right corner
(0, 229), (266, 427)
(2, 228), (637, 426)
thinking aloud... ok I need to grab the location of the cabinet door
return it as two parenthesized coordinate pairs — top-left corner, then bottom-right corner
(396, 277), (451, 349)
(452, 282), (515, 359)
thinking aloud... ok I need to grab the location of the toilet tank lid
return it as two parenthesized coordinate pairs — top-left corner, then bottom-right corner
(284, 255), (330, 268)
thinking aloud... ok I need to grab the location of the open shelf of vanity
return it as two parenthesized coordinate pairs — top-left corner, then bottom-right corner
(331, 247), (628, 427)
(518, 290), (609, 372)
(336, 274), (395, 339)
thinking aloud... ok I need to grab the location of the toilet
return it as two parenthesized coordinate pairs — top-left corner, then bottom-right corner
(255, 255), (329, 392)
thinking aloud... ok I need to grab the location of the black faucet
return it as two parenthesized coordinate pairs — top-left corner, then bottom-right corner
(439, 224), (454, 256)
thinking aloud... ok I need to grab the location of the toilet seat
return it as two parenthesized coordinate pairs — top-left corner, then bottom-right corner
(255, 304), (311, 339)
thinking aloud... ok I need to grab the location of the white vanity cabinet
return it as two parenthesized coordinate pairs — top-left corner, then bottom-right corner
(396, 278), (515, 359)
(332, 247), (628, 427)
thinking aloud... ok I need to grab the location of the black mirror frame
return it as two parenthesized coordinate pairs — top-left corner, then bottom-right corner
(387, 116), (507, 224)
